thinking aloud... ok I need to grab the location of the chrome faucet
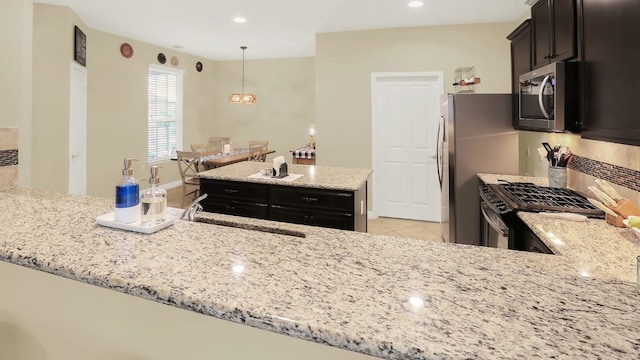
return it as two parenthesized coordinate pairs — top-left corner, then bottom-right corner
(181, 193), (207, 221)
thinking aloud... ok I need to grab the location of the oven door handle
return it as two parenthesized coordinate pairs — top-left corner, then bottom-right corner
(480, 202), (508, 237)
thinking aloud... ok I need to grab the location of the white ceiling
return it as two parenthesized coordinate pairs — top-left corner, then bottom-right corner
(34, 0), (530, 61)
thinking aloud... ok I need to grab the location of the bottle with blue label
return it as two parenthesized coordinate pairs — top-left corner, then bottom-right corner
(114, 158), (140, 223)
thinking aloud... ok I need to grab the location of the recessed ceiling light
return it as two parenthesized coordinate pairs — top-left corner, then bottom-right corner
(408, 1), (424, 8)
(233, 17), (247, 23)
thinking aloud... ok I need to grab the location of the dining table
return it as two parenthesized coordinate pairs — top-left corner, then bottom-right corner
(198, 148), (276, 170)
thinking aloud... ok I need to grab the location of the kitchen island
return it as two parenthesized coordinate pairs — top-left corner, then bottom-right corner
(197, 162), (371, 231)
(1, 187), (640, 359)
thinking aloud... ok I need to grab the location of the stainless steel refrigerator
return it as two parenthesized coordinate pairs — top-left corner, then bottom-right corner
(438, 93), (519, 246)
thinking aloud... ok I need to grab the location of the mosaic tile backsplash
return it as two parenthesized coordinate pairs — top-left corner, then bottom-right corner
(0, 127), (19, 188)
(569, 155), (640, 192)
(542, 133), (640, 206)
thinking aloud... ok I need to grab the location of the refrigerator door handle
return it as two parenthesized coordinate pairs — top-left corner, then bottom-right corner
(436, 115), (444, 190)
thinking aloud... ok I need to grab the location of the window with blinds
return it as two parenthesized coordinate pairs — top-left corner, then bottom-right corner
(148, 65), (184, 162)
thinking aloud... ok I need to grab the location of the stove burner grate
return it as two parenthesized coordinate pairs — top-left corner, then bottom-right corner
(496, 182), (604, 218)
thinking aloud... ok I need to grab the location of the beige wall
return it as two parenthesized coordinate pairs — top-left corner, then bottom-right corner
(519, 130), (548, 176)
(0, 0), (32, 187)
(31, 4), (314, 199)
(30, 5), (519, 199)
(315, 22), (516, 169)
(32, 4), (220, 198)
(86, 30), (218, 198)
(31, 4), (84, 192)
(27, 3), (640, 211)
(213, 57), (315, 159)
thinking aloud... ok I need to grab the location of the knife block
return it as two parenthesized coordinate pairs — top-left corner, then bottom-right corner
(612, 199), (640, 218)
(605, 213), (626, 227)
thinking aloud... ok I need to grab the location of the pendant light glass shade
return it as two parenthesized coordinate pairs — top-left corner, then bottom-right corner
(229, 46), (256, 104)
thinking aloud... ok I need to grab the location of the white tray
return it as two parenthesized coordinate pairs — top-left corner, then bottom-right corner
(247, 173), (303, 182)
(96, 207), (181, 234)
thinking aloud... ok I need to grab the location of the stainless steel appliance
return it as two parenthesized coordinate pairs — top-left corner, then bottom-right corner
(479, 181), (604, 253)
(518, 62), (579, 132)
(438, 93), (519, 246)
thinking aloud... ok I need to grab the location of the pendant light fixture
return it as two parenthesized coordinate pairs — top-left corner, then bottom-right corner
(229, 46), (256, 104)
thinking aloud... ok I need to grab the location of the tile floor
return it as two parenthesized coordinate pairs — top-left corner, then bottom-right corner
(166, 186), (443, 243)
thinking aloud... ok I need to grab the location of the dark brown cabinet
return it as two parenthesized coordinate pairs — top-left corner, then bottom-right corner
(269, 186), (364, 230)
(200, 180), (269, 219)
(531, 0), (577, 69)
(200, 178), (368, 232)
(579, 0), (640, 145)
(507, 19), (532, 127)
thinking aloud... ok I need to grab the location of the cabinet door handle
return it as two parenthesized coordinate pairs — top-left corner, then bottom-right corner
(224, 189), (239, 194)
(301, 196), (318, 202)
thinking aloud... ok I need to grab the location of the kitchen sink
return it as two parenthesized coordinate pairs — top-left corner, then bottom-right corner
(193, 217), (306, 238)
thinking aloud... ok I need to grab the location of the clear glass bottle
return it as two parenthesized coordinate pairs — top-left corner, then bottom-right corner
(140, 166), (167, 226)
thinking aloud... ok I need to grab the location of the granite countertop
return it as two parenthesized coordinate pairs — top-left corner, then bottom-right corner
(198, 161), (371, 191)
(478, 173), (640, 283)
(2, 187), (640, 359)
(477, 173), (549, 187)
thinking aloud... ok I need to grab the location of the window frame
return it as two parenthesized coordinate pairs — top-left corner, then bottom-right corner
(147, 64), (184, 164)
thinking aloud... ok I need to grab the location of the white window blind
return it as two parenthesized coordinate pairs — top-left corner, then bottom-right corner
(148, 65), (183, 162)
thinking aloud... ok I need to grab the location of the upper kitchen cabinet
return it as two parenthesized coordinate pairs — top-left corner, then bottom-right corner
(579, 0), (640, 145)
(507, 19), (532, 127)
(531, 0), (577, 69)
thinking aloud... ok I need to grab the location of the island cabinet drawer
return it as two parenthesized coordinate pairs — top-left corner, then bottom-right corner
(200, 180), (268, 202)
(270, 205), (354, 231)
(269, 187), (354, 212)
(201, 198), (269, 219)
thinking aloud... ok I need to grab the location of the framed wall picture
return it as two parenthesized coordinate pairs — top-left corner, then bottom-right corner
(74, 26), (86, 66)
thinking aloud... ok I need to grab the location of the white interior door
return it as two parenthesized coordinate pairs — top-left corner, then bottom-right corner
(69, 62), (87, 195)
(372, 72), (443, 222)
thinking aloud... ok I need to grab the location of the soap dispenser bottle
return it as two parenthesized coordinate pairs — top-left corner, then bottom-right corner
(140, 166), (167, 226)
(114, 158), (140, 223)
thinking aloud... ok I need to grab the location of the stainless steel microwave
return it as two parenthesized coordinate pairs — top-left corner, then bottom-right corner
(518, 62), (580, 132)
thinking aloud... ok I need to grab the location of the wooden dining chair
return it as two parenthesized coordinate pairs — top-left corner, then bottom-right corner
(248, 140), (269, 162)
(176, 150), (202, 208)
(190, 143), (209, 153)
(208, 137), (230, 154)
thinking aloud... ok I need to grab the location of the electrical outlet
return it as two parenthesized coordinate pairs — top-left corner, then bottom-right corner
(526, 146), (531, 156)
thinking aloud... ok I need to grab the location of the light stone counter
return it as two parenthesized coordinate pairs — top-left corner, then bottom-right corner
(2, 187), (640, 359)
(198, 161), (371, 191)
(478, 173), (640, 283)
(477, 173), (549, 187)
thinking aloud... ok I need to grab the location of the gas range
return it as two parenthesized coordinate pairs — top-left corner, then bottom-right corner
(479, 182), (604, 254)
(490, 182), (604, 218)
